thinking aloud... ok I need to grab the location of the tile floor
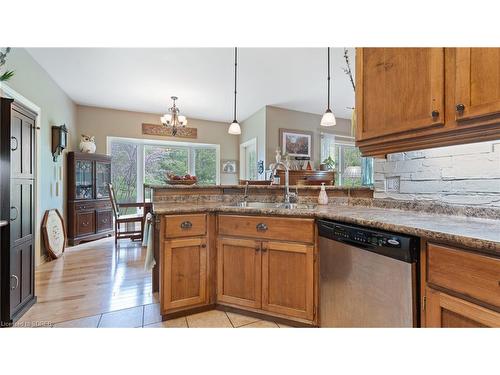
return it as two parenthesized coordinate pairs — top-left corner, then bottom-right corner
(50, 303), (292, 328)
(48, 303), (290, 328)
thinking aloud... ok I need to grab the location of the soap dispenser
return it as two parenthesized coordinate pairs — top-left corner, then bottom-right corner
(318, 183), (328, 205)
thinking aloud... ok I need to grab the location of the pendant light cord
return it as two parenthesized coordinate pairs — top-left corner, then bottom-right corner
(233, 47), (238, 122)
(327, 47), (330, 110)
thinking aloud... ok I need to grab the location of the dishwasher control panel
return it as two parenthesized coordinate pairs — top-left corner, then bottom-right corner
(318, 219), (419, 263)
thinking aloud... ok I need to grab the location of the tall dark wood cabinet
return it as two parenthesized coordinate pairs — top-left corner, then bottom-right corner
(1, 98), (37, 325)
(67, 152), (113, 245)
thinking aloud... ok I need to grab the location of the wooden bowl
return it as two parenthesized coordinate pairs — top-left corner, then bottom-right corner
(165, 179), (197, 185)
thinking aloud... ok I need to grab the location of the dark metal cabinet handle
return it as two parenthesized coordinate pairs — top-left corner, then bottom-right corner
(180, 221), (193, 229)
(431, 110), (439, 118)
(255, 245), (260, 252)
(82, 221), (89, 226)
(201, 243), (207, 248)
(11, 275), (19, 290)
(10, 206), (18, 221)
(256, 223), (268, 232)
(0, 220), (8, 228)
(10, 136), (18, 151)
(261, 245), (268, 253)
(456, 103), (465, 112)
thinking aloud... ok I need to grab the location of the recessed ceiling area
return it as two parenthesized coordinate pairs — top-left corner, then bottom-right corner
(27, 48), (355, 123)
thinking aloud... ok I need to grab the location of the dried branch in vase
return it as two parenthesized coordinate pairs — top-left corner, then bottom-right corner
(342, 48), (355, 92)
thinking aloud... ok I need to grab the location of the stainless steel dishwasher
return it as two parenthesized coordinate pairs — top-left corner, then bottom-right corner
(318, 219), (419, 327)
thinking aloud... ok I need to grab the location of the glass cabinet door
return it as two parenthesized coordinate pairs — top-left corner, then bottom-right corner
(96, 162), (111, 199)
(75, 160), (94, 199)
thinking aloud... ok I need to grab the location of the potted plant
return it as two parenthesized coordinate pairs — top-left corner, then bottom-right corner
(0, 48), (15, 82)
(320, 155), (335, 171)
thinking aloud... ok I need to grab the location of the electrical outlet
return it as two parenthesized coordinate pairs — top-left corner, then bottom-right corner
(385, 176), (400, 192)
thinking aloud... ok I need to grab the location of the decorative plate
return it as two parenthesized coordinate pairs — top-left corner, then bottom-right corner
(41, 209), (67, 260)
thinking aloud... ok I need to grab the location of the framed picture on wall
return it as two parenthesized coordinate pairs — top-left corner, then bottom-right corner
(221, 159), (237, 174)
(279, 128), (313, 158)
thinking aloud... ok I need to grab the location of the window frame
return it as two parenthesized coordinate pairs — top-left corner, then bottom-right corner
(107, 136), (221, 202)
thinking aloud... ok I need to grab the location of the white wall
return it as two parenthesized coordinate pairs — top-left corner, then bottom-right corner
(374, 141), (500, 207)
(2, 48), (77, 261)
(240, 106), (266, 179)
(265, 106), (352, 169)
(76, 105), (239, 184)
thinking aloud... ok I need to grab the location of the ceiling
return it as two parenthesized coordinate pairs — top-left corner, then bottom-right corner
(27, 48), (355, 123)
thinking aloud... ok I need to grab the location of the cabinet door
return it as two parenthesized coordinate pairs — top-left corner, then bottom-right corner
(76, 211), (95, 237)
(96, 209), (113, 232)
(10, 179), (34, 248)
(261, 241), (314, 321)
(74, 160), (94, 200)
(455, 48), (500, 123)
(95, 162), (111, 199)
(162, 237), (207, 311)
(356, 48), (445, 141)
(425, 288), (500, 328)
(217, 237), (261, 309)
(10, 241), (34, 316)
(10, 108), (35, 179)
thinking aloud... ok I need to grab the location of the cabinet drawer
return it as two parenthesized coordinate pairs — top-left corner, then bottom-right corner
(164, 214), (206, 238)
(218, 215), (315, 243)
(427, 243), (500, 308)
(75, 201), (95, 211)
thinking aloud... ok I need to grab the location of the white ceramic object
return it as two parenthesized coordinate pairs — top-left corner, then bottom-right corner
(318, 182), (329, 205)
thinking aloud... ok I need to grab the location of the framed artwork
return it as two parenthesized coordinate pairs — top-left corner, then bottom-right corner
(279, 128), (313, 158)
(41, 209), (67, 260)
(222, 159), (237, 174)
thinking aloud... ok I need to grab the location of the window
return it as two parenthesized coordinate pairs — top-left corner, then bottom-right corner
(320, 134), (374, 187)
(109, 137), (220, 203)
(110, 142), (138, 203)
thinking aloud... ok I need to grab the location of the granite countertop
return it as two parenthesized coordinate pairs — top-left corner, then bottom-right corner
(152, 202), (500, 254)
(145, 183), (372, 191)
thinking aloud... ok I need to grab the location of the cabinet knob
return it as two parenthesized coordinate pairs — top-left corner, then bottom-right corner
(201, 243), (206, 248)
(255, 245), (260, 252)
(256, 223), (268, 232)
(456, 103), (465, 112)
(10, 274), (19, 290)
(431, 110), (439, 118)
(180, 221), (192, 229)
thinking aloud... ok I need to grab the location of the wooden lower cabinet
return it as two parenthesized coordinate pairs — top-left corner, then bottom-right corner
(425, 287), (500, 328)
(217, 237), (262, 309)
(262, 241), (314, 321)
(217, 237), (316, 323)
(161, 237), (208, 313)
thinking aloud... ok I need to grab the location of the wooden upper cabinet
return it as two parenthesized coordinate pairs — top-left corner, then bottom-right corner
(356, 48), (445, 141)
(217, 237), (262, 309)
(425, 287), (500, 328)
(455, 48), (500, 123)
(261, 241), (315, 321)
(162, 237), (208, 312)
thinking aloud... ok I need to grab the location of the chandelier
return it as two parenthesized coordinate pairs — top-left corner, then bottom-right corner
(161, 96), (187, 136)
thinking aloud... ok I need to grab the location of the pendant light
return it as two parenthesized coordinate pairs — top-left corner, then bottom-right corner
(228, 47), (241, 135)
(320, 47), (337, 127)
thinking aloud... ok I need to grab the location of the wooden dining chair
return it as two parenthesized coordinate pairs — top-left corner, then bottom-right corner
(108, 183), (144, 246)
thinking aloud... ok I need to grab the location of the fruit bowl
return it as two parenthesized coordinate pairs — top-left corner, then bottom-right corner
(165, 173), (197, 185)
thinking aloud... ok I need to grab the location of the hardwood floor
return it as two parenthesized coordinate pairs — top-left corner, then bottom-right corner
(17, 237), (158, 326)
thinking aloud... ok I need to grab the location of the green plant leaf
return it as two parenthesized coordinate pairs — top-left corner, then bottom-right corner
(0, 70), (14, 81)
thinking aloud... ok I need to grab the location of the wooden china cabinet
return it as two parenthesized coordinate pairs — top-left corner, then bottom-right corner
(67, 152), (113, 245)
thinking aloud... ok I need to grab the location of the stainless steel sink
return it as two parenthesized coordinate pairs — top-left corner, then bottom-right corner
(227, 201), (316, 209)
